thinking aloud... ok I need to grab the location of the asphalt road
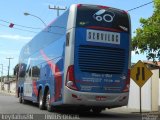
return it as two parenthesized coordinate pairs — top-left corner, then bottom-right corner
(0, 92), (159, 120)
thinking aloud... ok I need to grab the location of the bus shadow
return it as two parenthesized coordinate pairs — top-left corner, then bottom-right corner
(50, 108), (141, 119)
(18, 101), (141, 119)
(17, 100), (39, 107)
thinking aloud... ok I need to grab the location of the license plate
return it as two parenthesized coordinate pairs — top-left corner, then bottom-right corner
(96, 96), (107, 101)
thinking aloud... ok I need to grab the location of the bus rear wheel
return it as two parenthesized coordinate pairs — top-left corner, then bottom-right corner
(46, 91), (53, 112)
(92, 107), (103, 114)
(38, 89), (45, 110)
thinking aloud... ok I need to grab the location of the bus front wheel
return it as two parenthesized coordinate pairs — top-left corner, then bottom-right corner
(19, 92), (22, 103)
(22, 96), (27, 104)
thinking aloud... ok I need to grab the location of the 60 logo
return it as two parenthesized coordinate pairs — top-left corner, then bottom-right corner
(93, 9), (115, 23)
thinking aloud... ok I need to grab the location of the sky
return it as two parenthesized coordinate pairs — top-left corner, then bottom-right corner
(0, 0), (154, 76)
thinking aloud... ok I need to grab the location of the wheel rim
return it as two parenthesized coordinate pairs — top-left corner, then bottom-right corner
(39, 97), (42, 106)
(39, 91), (43, 106)
(46, 92), (50, 108)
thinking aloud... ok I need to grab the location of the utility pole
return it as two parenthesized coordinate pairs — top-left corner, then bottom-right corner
(49, 5), (67, 16)
(6, 57), (13, 92)
(0, 64), (3, 91)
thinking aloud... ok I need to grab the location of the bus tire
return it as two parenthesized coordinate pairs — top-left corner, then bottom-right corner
(46, 90), (53, 112)
(92, 108), (103, 114)
(38, 89), (45, 110)
(77, 107), (91, 113)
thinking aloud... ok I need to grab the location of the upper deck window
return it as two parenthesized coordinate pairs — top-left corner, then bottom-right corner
(76, 5), (130, 32)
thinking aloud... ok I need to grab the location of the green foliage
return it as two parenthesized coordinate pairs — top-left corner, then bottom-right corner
(132, 0), (160, 61)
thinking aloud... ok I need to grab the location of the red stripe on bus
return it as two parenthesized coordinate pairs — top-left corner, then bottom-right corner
(32, 81), (38, 96)
(40, 50), (62, 102)
(86, 26), (122, 32)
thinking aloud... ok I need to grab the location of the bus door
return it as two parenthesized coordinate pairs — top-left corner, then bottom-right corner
(24, 66), (33, 98)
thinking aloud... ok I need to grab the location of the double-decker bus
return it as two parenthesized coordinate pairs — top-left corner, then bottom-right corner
(17, 4), (131, 113)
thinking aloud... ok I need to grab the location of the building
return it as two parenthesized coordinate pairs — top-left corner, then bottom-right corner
(1, 76), (16, 93)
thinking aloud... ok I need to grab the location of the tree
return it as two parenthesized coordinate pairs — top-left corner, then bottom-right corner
(132, 0), (160, 61)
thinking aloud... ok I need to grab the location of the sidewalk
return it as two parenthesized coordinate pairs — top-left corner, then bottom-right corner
(108, 108), (160, 120)
(107, 106), (160, 114)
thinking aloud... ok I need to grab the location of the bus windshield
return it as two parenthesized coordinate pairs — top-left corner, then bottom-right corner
(76, 5), (130, 32)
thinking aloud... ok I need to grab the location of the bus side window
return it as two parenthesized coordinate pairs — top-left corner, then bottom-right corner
(32, 66), (40, 78)
(66, 32), (70, 46)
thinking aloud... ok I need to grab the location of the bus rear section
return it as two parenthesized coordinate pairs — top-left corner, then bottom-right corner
(64, 4), (131, 110)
